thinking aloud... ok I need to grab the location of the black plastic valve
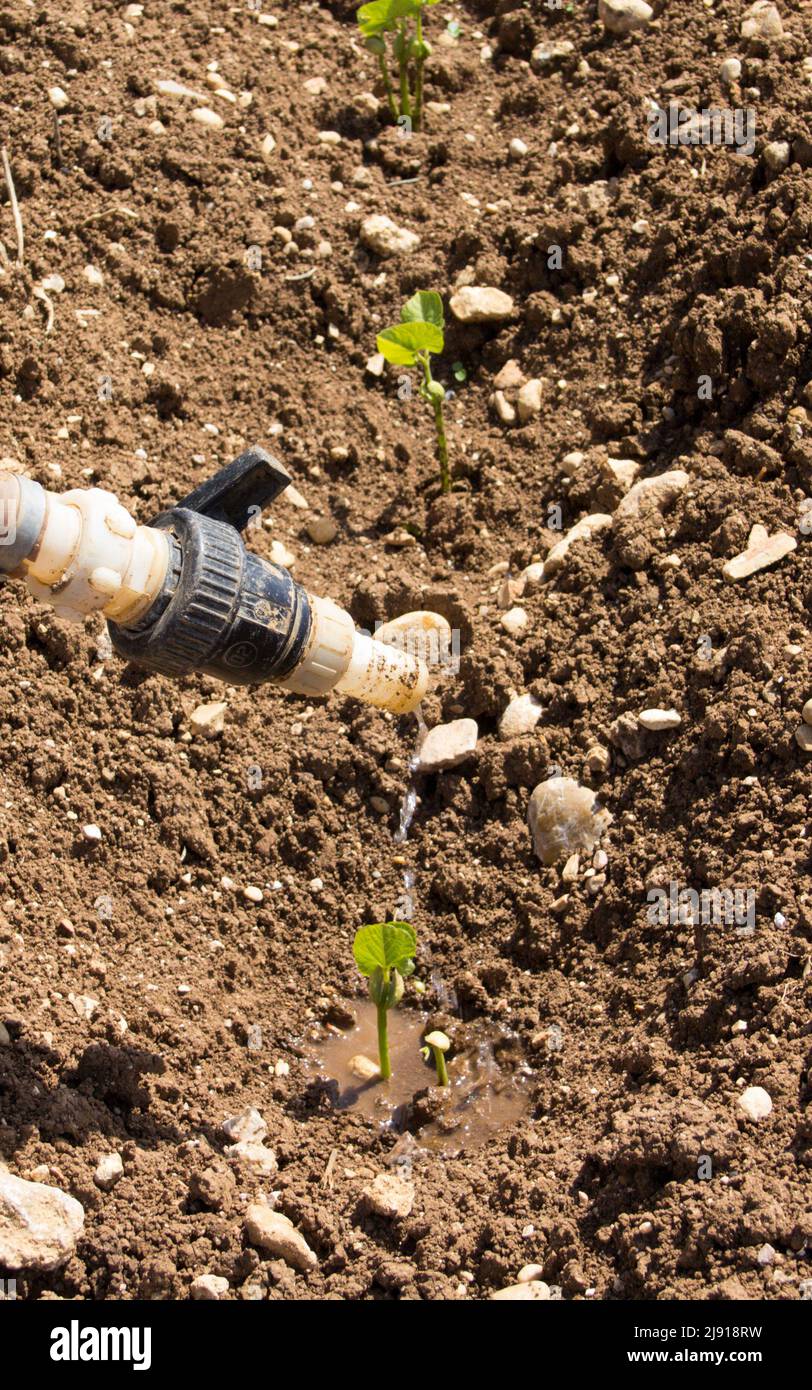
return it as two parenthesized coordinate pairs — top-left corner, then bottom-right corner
(108, 447), (312, 686)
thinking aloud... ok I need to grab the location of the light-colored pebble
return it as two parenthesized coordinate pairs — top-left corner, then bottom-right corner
(0, 1166), (84, 1271)
(83, 265), (104, 288)
(528, 776), (612, 867)
(82, 823), (102, 842)
(189, 701), (227, 736)
(417, 718), (478, 772)
(306, 517), (338, 545)
(361, 1172), (415, 1219)
(449, 286), (515, 324)
(741, 2), (783, 41)
(360, 214), (420, 258)
(517, 379), (544, 423)
(723, 529), (796, 581)
(491, 1280), (551, 1300)
(245, 1204), (317, 1271)
(49, 86), (69, 110)
(269, 540), (296, 568)
(720, 57), (742, 84)
(500, 606), (529, 636)
(243, 885), (263, 904)
(190, 107), (224, 130)
(763, 140), (790, 172)
(223, 1140), (277, 1176)
(517, 1263), (546, 1283)
(499, 693), (543, 740)
(615, 470), (689, 519)
(222, 1107), (267, 1144)
(93, 1153), (124, 1191)
(638, 708), (681, 731)
(544, 514), (612, 576)
(794, 725), (812, 753)
(738, 1086), (773, 1121)
(802, 698), (812, 725)
(348, 1054), (381, 1081)
(191, 1274), (230, 1300)
(598, 0), (653, 36)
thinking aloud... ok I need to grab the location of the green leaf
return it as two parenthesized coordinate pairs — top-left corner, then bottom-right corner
(401, 290), (444, 331)
(357, 0), (419, 37)
(377, 320), (443, 365)
(354, 921), (417, 977)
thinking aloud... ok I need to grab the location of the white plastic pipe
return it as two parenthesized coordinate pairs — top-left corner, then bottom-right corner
(0, 472), (169, 624)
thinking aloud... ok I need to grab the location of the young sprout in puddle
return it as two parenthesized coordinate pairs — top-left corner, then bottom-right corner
(377, 289), (451, 493)
(422, 1029), (450, 1086)
(356, 0), (439, 131)
(353, 920), (417, 1080)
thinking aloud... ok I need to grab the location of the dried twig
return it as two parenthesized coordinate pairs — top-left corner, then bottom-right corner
(1, 146), (24, 267)
(32, 286), (54, 334)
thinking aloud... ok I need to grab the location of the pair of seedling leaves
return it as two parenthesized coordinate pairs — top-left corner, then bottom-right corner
(377, 289), (444, 387)
(357, 0), (439, 43)
(353, 919), (416, 1008)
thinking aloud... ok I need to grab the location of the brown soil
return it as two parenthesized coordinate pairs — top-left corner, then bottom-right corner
(1, 0), (812, 1302)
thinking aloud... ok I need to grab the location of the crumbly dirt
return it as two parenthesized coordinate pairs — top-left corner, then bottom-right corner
(1, 0), (812, 1302)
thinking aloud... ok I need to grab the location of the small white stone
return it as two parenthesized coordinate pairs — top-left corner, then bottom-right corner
(360, 214), (420, 258)
(221, 1107), (267, 1144)
(366, 352), (385, 377)
(191, 107), (224, 130)
(82, 823), (102, 842)
(802, 698), (812, 726)
(528, 776), (612, 867)
(501, 606), (529, 636)
(189, 701), (227, 736)
(757, 1244), (775, 1266)
(491, 1280), (551, 1300)
(598, 0), (653, 36)
(93, 1153), (124, 1191)
(561, 450), (585, 476)
(741, 2), (783, 42)
(449, 286), (515, 324)
(517, 379), (544, 423)
(49, 86), (69, 110)
(517, 1263), (546, 1283)
(720, 57), (742, 83)
(348, 1054), (381, 1081)
(269, 539), (296, 568)
(491, 390), (516, 425)
(303, 76), (327, 96)
(191, 1273), (230, 1300)
(417, 719), (478, 772)
(317, 130), (341, 145)
(763, 140), (790, 172)
(615, 470), (689, 519)
(508, 137), (528, 160)
(306, 516), (338, 545)
(794, 725), (812, 753)
(260, 132), (277, 164)
(499, 694), (543, 740)
(245, 1205), (317, 1271)
(243, 885), (264, 904)
(545, 514), (613, 576)
(738, 1086), (773, 1121)
(83, 265), (104, 287)
(638, 708), (681, 731)
(362, 1172), (414, 1219)
(0, 1168), (84, 1272)
(723, 530), (796, 581)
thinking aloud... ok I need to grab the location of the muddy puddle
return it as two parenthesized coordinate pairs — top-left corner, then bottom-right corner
(304, 1002), (531, 1156)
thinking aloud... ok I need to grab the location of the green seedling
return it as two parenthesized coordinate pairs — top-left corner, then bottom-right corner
(353, 920), (417, 1080)
(422, 1029), (450, 1086)
(356, 0), (440, 131)
(377, 289), (451, 494)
